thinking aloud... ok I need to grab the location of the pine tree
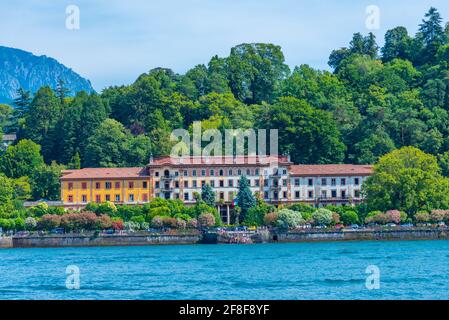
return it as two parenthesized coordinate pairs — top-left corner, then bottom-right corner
(13, 88), (31, 119)
(68, 152), (81, 169)
(236, 175), (256, 222)
(201, 183), (216, 207)
(55, 78), (70, 105)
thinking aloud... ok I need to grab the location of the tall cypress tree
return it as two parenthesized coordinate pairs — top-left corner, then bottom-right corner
(201, 183), (216, 207)
(236, 175), (256, 222)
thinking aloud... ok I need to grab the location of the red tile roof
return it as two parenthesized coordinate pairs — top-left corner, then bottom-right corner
(290, 164), (373, 177)
(61, 167), (147, 180)
(148, 155), (291, 166)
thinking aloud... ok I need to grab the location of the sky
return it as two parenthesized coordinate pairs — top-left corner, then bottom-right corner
(1, 0), (449, 91)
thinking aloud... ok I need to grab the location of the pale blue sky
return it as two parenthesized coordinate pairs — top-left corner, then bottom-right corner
(1, 0), (448, 91)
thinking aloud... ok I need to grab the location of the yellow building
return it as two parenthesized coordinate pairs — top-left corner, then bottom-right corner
(60, 167), (151, 210)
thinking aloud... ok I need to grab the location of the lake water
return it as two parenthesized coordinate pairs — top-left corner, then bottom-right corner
(1, 240), (449, 300)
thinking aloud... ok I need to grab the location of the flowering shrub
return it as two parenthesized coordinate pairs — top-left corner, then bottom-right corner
(276, 209), (304, 229)
(415, 211), (430, 223)
(38, 214), (62, 230)
(385, 210), (401, 224)
(151, 216), (164, 228)
(162, 217), (178, 228)
(25, 217), (37, 230)
(198, 213), (216, 227)
(312, 209), (333, 226)
(263, 212), (278, 226)
(187, 218), (198, 228)
(430, 210), (448, 223)
(111, 219), (124, 230)
(176, 218), (187, 229)
(332, 212), (341, 225)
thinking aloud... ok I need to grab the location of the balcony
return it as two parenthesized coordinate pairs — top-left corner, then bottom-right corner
(160, 174), (178, 181)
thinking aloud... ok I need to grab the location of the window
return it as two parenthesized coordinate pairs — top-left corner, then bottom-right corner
(354, 190), (360, 198)
(211, 180), (215, 187)
(155, 181), (160, 188)
(246, 169), (251, 175)
(68, 183), (73, 190)
(82, 195), (87, 203)
(105, 194), (111, 201)
(331, 190), (337, 198)
(210, 169), (214, 176)
(95, 182), (101, 189)
(105, 182), (112, 189)
(341, 190), (346, 199)
(341, 178), (346, 186)
(129, 194), (134, 202)
(128, 182), (134, 189)
(219, 180), (224, 187)
(175, 181), (179, 188)
(308, 191), (313, 198)
(283, 191), (287, 198)
(142, 194), (148, 202)
(264, 191), (269, 199)
(354, 178), (360, 185)
(202, 169), (206, 176)
(95, 195), (101, 203)
(175, 193), (180, 199)
(229, 180), (233, 187)
(295, 191), (300, 199)
(321, 190), (327, 198)
(193, 180), (197, 188)
(308, 179), (313, 186)
(264, 180), (268, 187)
(331, 178), (336, 186)
(192, 170), (197, 176)
(255, 169), (259, 175)
(68, 195), (74, 203)
(183, 170), (188, 177)
(255, 180), (260, 187)
(155, 171), (159, 177)
(220, 192), (224, 200)
(184, 181), (189, 188)
(238, 169), (241, 175)
(228, 169), (233, 176)
(115, 195), (120, 202)
(175, 171), (179, 177)
(201, 180), (206, 187)
(82, 182), (87, 190)
(219, 169), (224, 176)
(321, 178), (327, 186)
(184, 193), (189, 201)
(143, 181), (148, 189)
(283, 169), (287, 175)
(115, 182), (120, 189)
(294, 179), (300, 186)
(283, 179), (287, 186)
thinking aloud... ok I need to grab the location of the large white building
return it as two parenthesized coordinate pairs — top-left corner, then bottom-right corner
(61, 156), (373, 224)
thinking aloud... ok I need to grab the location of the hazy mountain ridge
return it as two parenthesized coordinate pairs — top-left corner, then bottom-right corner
(0, 46), (95, 103)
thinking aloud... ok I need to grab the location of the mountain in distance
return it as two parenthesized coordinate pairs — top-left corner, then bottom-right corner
(0, 45), (95, 104)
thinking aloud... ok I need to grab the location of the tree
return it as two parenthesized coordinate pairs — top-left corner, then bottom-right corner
(30, 161), (64, 200)
(381, 27), (411, 62)
(12, 88), (31, 120)
(0, 174), (15, 215)
(243, 201), (273, 226)
(276, 209), (304, 229)
(417, 7), (446, 64)
(201, 184), (216, 207)
(55, 78), (70, 105)
(236, 176), (256, 222)
(20, 87), (61, 161)
(0, 139), (44, 179)
(227, 43), (290, 104)
(364, 146), (449, 215)
(260, 97), (345, 164)
(312, 208), (333, 226)
(340, 210), (359, 225)
(198, 212), (216, 228)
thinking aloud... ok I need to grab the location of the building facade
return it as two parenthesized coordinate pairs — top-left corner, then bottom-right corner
(60, 156), (373, 223)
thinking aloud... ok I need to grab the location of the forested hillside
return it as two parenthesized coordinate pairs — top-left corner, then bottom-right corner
(1, 7), (449, 192)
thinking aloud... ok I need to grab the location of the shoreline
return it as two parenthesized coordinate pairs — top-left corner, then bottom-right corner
(1, 228), (448, 249)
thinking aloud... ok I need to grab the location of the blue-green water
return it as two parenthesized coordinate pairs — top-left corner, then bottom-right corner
(1, 240), (449, 300)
